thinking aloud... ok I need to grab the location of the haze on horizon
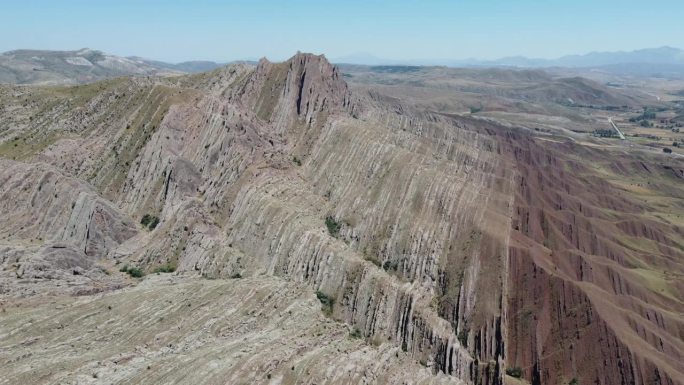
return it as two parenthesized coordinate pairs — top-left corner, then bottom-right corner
(2, 0), (683, 64)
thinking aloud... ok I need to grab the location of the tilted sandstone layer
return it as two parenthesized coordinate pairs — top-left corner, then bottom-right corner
(501, 131), (684, 385)
(0, 53), (682, 385)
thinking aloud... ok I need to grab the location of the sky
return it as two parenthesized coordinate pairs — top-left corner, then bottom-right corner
(1, 0), (683, 63)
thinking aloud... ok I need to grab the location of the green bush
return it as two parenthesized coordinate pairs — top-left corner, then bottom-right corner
(316, 290), (334, 316)
(148, 216), (160, 230)
(349, 328), (362, 339)
(325, 216), (341, 237)
(292, 156), (302, 166)
(120, 265), (144, 278)
(140, 214), (152, 227)
(126, 267), (145, 278)
(505, 367), (523, 378)
(140, 214), (160, 230)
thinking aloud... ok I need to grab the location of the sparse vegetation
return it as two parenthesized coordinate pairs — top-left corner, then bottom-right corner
(325, 216), (341, 237)
(148, 216), (160, 229)
(141, 214), (160, 230)
(119, 265), (144, 278)
(505, 367), (523, 378)
(140, 214), (153, 226)
(369, 65), (421, 74)
(349, 327), (362, 339)
(629, 107), (659, 122)
(292, 156), (302, 166)
(316, 290), (334, 316)
(592, 129), (620, 138)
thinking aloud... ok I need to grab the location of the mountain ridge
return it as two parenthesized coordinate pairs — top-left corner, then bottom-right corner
(4, 46), (684, 86)
(0, 52), (682, 385)
(0, 48), (225, 85)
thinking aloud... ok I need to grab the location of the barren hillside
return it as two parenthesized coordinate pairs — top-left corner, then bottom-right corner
(0, 49), (223, 85)
(0, 53), (682, 385)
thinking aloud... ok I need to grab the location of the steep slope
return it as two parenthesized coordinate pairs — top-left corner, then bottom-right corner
(0, 52), (682, 385)
(501, 132), (684, 385)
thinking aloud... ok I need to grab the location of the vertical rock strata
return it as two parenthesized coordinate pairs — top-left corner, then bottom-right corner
(0, 52), (682, 385)
(502, 131), (684, 385)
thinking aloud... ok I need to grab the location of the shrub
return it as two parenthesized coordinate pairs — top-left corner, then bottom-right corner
(349, 328), (362, 339)
(141, 214), (160, 230)
(148, 216), (160, 230)
(316, 290), (334, 316)
(230, 272), (242, 279)
(292, 156), (302, 166)
(325, 216), (341, 237)
(140, 214), (152, 227)
(663, 147), (672, 153)
(119, 264), (129, 273)
(126, 267), (144, 278)
(506, 367), (523, 378)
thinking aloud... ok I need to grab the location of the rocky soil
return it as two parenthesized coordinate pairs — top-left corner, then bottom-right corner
(0, 53), (682, 385)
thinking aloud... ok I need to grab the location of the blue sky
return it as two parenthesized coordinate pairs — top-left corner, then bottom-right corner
(2, 0), (683, 63)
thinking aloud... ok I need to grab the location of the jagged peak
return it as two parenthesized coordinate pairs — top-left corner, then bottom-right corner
(238, 51), (356, 124)
(257, 51), (330, 65)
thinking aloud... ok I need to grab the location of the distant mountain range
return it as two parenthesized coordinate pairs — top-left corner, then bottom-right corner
(0, 48), (225, 85)
(3, 46), (684, 85)
(333, 47), (684, 78)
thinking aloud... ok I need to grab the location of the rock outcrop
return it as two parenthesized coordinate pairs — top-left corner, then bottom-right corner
(0, 52), (682, 385)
